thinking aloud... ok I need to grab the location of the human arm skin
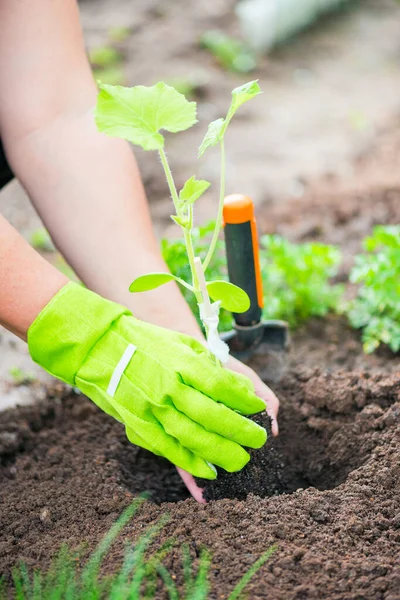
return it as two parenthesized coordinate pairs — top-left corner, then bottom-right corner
(0, 0), (279, 500)
(0, 0), (200, 335)
(0, 214), (69, 340)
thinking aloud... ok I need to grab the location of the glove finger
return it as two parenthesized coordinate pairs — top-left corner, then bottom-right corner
(173, 384), (267, 449)
(181, 361), (266, 415)
(116, 404), (217, 480)
(153, 403), (251, 472)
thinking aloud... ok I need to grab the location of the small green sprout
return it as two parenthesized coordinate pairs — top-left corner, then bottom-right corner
(260, 235), (344, 326)
(95, 80), (262, 361)
(200, 30), (257, 73)
(108, 26), (130, 43)
(8, 367), (36, 385)
(89, 46), (125, 86)
(89, 46), (121, 68)
(348, 225), (400, 354)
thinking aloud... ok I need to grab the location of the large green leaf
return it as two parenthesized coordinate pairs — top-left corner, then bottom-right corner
(95, 82), (197, 151)
(129, 273), (179, 292)
(179, 176), (211, 206)
(206, 280), (250, 313)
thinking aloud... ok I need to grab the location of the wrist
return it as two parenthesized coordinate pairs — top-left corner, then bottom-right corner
(85, 252), (204, 340)
(0, 215), (69, 341)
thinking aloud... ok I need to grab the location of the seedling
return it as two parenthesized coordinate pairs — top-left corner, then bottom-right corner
(348, 225), (400, 353)
(8, 367), (35, 386)
(260, 235), (344, 326)
(95, 79), (262, 362)
(89, 45), (125, 86)
(200, 30), (257, 73)
(108, 26), (131, 44)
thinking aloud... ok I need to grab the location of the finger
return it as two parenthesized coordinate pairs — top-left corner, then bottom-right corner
(176, 468), (206, 504)
(226, 356), (280, 436)
(252, 378), (280, 437)
(152, 403), (251, 472)
(172, 384), (267, 449)
(117, 404), (217, 479)
(181, 360), (266, 415)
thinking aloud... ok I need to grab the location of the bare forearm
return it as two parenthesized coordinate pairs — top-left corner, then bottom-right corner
(0, 215), (68, 340)
(0, 0), (200, 335)
(4, 115), (200, 335)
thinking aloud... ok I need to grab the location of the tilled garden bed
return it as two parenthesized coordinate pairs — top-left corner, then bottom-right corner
(0, 359), (399, 598)
(1, 176), (400, 598)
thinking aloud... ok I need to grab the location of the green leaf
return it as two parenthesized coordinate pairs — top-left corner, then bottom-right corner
(130, 272), (193, 293)
(95, 82), (197, 151)
(198, 81), (261, 157)
(206, 280), (250, 313)
(179, 176), (211, 206)
(200, 30), (257, 74)
(89, 46), (121, 68)
(171, 214), (190, 228)
(129, 273), (177, 292)
(227, 80), (262, 120)
(198, 118), (225, 157)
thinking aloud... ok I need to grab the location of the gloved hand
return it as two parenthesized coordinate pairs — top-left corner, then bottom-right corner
(27, 282), (267, 479)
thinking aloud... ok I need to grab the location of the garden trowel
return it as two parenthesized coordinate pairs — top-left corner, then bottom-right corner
(221, 194), (289, 382)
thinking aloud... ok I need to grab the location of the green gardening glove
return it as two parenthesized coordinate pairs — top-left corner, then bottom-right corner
(27, 283), (267, 479)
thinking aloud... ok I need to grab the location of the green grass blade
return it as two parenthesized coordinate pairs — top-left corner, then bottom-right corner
(187, 549), (211, 600)
(227, 546), (276, 600)
(155, 563), (179, 600)
(126, 515), (169, 599)
(44, 545), (75, 600)
(80, 498), (144, 592)
(182, 544), (194, 596)
(13, 562), (32, 600)
(32, 571), (43, 600)
(0, 577), (8, 600)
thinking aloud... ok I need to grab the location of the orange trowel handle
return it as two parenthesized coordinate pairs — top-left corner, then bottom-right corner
(223, 194), (264, 327)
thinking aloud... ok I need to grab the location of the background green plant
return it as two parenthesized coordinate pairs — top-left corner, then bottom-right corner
(259, 235), (344, 326)
(0, 500), (275, 600)
(162, 224), (344, 330)
(348, 225), (400, 353)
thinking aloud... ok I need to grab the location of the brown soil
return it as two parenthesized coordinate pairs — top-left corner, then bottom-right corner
(1, 368), (399, 599)
(1, 176), (400, 597)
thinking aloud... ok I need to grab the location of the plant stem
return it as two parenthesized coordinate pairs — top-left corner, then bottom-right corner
(158, 148), (181, 212)
(184, 229), (201, 300)
(203, 139), (225, 272)
(194, 258), (213, 318)
(158, 148), (200, 295)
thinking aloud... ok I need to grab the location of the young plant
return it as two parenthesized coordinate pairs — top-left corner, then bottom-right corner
(8, 366), (36, 386)
(259, 235), (344, 326)
(95, 80), (262, 362)
(89, 45), (125, 86)
(200, 30), (257, 73)
(348, 225), (400, 353)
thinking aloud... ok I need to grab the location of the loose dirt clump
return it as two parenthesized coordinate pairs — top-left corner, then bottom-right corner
(199, 369), (400, 501)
